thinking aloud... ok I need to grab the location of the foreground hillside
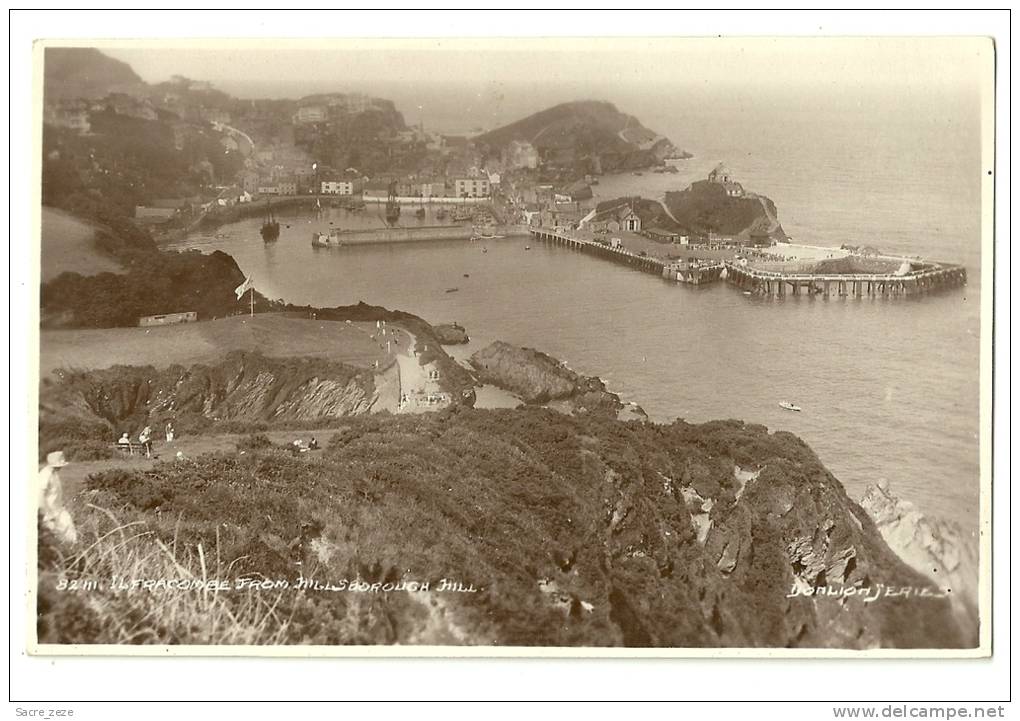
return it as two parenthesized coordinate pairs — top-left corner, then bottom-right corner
(39, 407), (969, 648)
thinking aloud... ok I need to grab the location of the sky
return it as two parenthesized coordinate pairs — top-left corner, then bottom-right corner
(101, 37), (989, 100)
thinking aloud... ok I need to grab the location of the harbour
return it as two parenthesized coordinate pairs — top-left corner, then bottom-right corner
(169, 223), (980, 536)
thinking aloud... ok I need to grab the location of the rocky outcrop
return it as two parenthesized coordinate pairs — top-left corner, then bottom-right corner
(469, 341), (646, 421)
(859, 483), (979, 645)
(433, 323), (470, 345)
(663, 181), (786, 241)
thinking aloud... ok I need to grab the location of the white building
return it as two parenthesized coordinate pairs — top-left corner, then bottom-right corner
(321, 181), (354, 195)
(293, 105), (327, 124)
(454, 177), (490, 198)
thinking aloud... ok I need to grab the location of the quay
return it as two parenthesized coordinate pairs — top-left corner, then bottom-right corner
(317, 224), (530, 246)
(723, 262), (967, 297)
(529, 228), (724, 285)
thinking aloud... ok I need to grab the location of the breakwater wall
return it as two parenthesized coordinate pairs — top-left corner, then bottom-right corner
(724, 262), (967, 297)
(320, 224), (530, 246)
(530, 228), (723, 284)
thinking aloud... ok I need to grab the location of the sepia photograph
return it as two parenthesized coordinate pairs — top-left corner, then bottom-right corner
(27, 29), (993, 659)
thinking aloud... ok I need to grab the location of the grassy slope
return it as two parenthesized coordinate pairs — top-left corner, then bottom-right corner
(40, 208), (123, 282)
(476, 101), (625, 145)
(39, 313), (401, 378)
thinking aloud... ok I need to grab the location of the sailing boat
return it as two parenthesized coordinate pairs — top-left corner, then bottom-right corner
(385, 181), (401, 225)
(260, 199), (280, 242)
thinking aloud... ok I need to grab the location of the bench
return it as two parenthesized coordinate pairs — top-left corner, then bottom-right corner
(114, 441), (154, 456)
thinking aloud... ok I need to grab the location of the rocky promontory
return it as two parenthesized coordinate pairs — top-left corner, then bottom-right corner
(433, 322), (470, 345)
(662, 179), (786, 241)
(469, 341), (646, 420)
(474, 100), (689, 176)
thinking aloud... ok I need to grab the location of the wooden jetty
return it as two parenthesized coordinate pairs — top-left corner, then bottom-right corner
(529, 228), (723, 285)
(723, 262), (967, 297)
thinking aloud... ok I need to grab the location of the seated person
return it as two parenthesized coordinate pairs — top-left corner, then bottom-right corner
(117, 432), (131, 450)
(308, 437), (319, 450)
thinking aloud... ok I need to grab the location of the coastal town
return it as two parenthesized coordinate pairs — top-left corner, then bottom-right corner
(43, 62), (968, 301)
(33, 45), (981, 656)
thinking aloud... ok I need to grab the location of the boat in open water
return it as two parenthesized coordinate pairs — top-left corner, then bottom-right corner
(779, 401), (802, 412)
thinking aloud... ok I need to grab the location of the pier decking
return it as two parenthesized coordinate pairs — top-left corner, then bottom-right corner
(530, 227), (965, 298)
(529, 228), (723, 285)
(724, 262), (967, 297)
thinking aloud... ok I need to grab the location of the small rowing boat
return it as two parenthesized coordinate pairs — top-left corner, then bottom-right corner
(779, 401), (802, 412)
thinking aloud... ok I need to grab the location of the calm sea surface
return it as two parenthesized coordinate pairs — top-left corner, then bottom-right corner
(172, 86), (983, 533)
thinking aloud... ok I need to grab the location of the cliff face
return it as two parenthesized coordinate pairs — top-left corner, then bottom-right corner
(46, 410), (971, 648)
(859, 484), (980, 645)
(39, 351), (385, 446)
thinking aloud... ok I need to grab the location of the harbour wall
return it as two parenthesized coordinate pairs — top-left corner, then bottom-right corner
(319, 224), (530, 246)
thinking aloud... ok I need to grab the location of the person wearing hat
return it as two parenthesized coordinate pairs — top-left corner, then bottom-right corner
(39, 451), (77, 545)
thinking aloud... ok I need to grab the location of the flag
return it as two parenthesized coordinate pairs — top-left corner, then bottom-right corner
(234, 275), (254, 300)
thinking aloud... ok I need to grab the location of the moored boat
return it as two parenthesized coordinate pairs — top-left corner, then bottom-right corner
(260, 200), (280, 242)
(385, 181), (400, 225)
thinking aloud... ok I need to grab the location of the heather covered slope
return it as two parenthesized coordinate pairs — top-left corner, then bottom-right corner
(39, 408), (969, 648)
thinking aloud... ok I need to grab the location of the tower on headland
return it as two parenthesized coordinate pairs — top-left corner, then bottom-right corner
(708, 163), (745, 197)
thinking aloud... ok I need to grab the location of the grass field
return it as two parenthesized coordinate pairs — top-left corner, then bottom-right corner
(39, 312), (408, 378)
(40, 207), (123, 282)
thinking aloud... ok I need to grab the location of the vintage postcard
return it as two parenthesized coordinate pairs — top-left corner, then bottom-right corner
(28, 36), (994, 657)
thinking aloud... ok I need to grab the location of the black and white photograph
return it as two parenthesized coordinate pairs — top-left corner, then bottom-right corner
(24, 27), (995, 662)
